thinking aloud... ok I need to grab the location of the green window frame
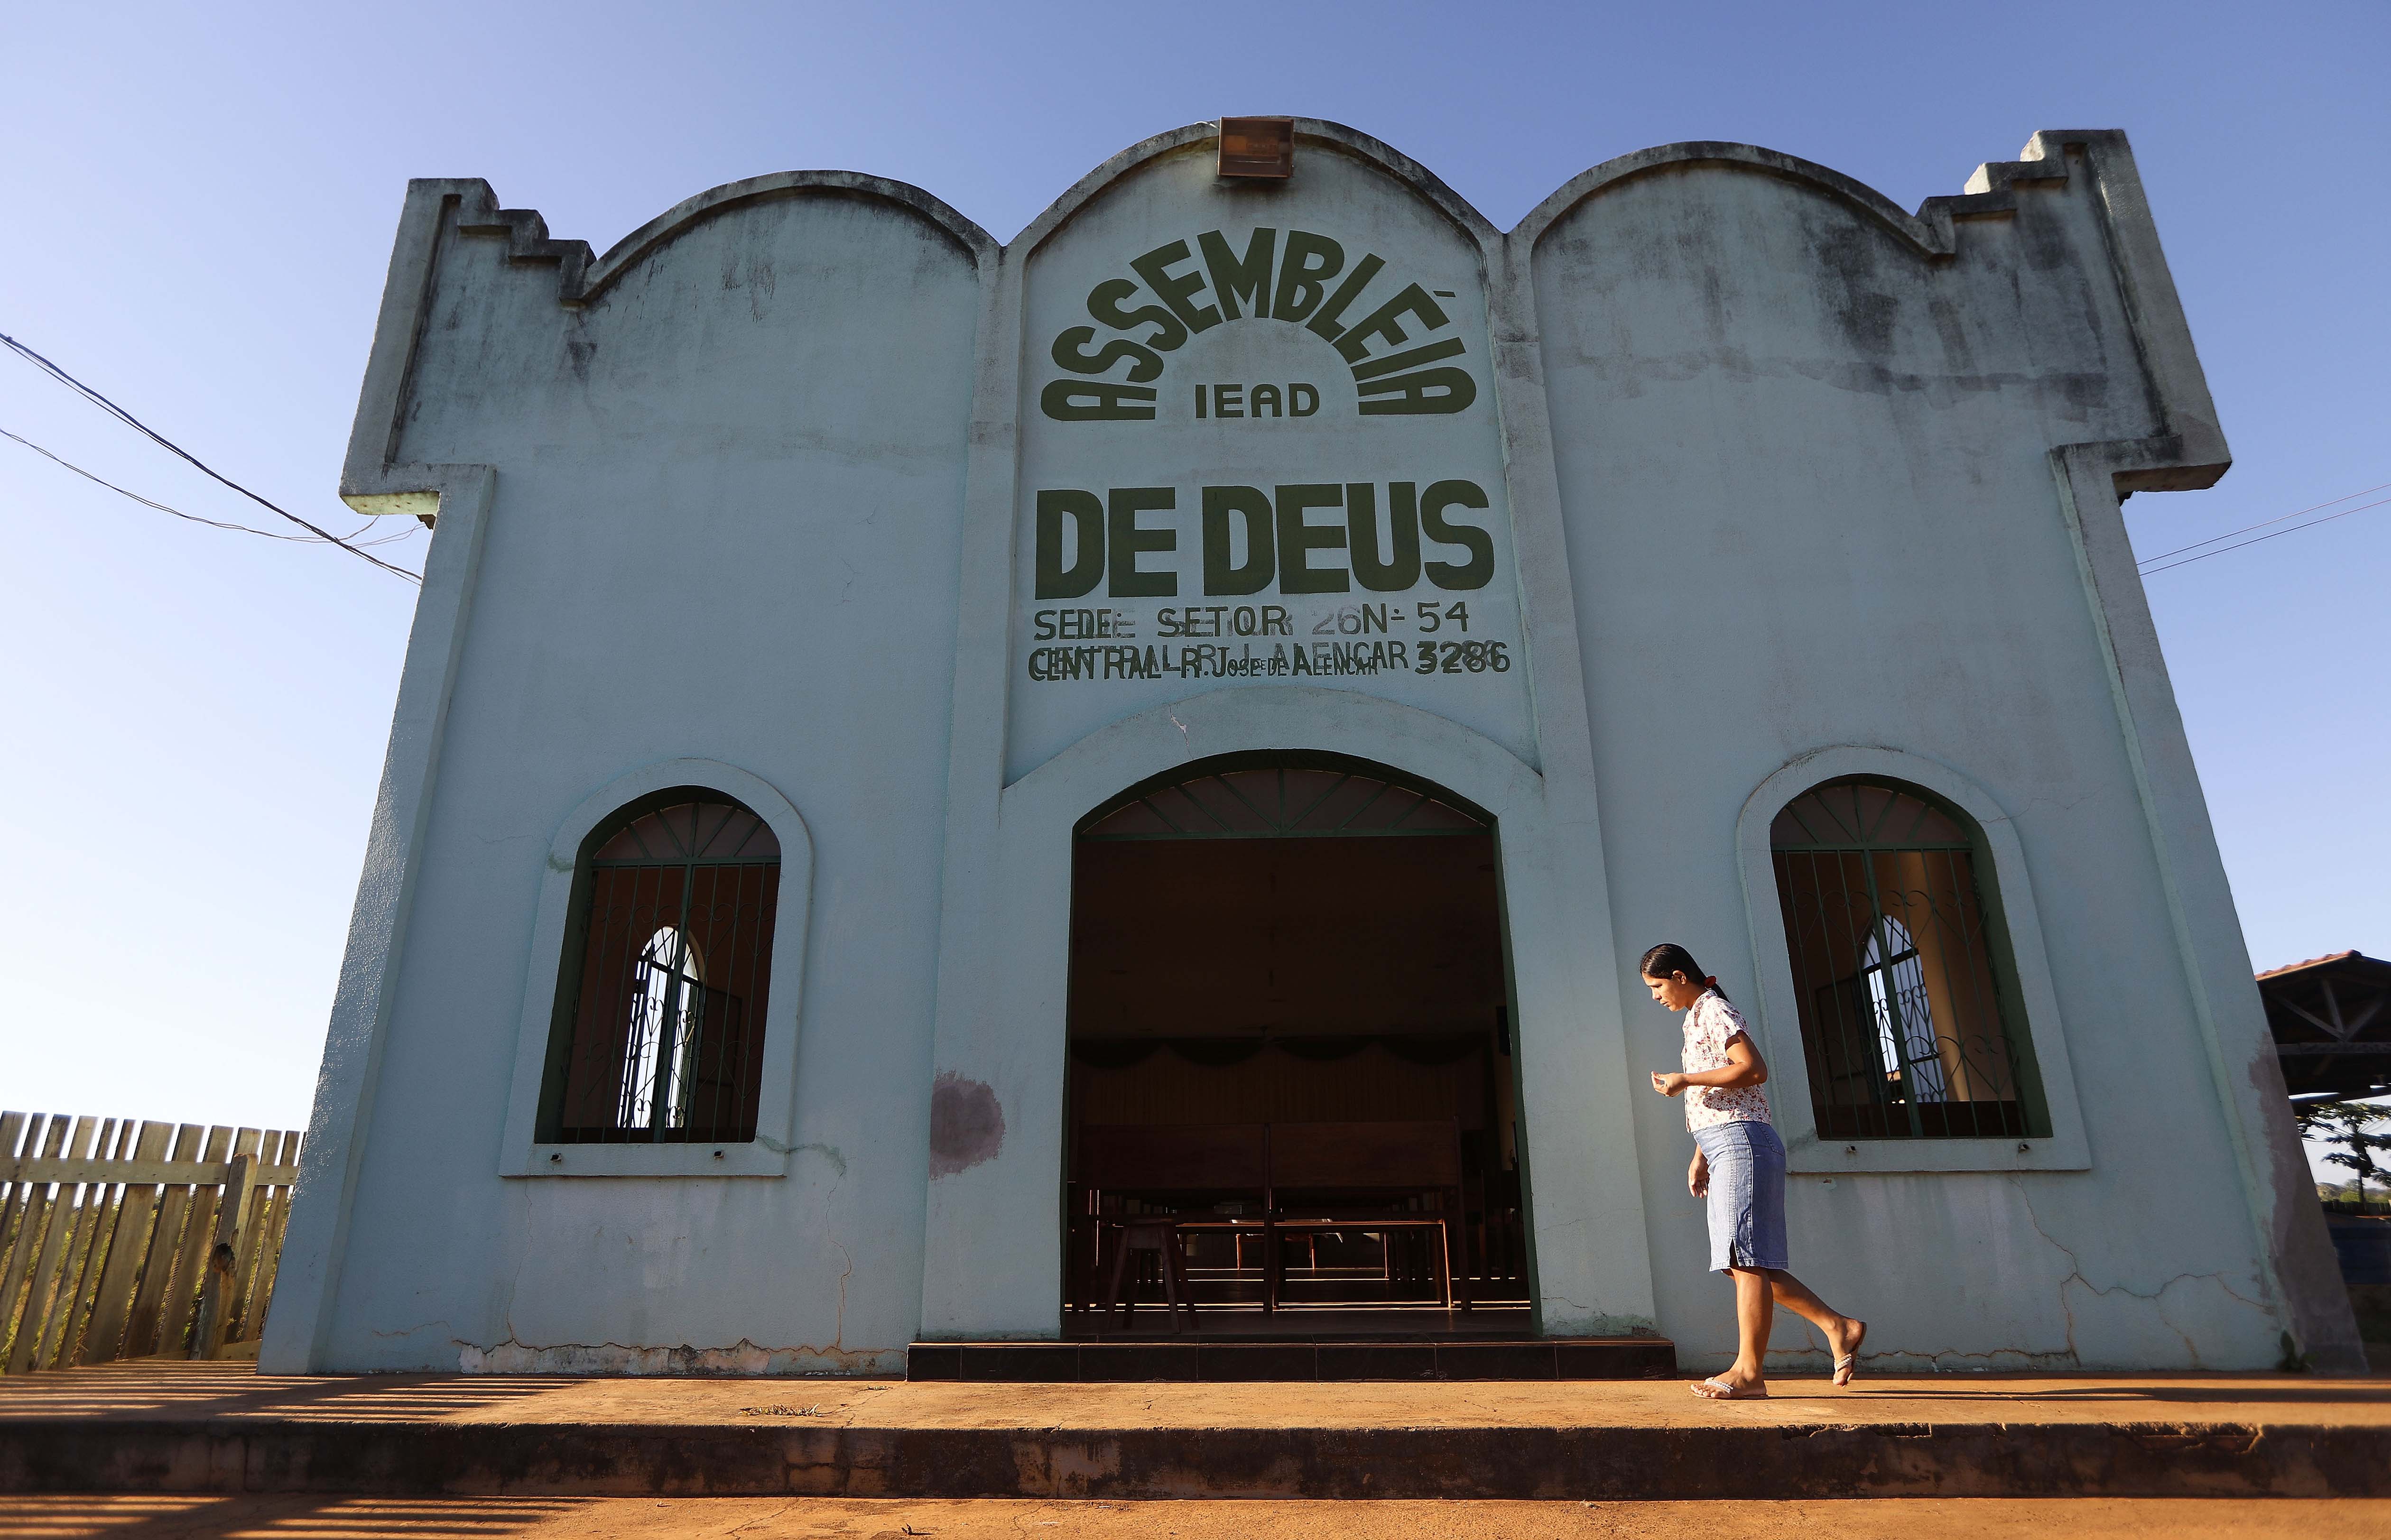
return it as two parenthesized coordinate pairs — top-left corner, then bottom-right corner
(537, 792), (782, 1145)
(1769, 778), (2049, 1141)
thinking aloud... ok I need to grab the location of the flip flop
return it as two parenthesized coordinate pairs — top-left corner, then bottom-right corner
(1690, 1376), (1768, 1400)
(1834, 1320), (1868, 1387)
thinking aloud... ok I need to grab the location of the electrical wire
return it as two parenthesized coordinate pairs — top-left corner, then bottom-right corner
(2139, 495), (2390, 577)
(8, 324), (2374, 590)
(1, 329), (422, 582)
(2136, 481), (2389, 565)
(2, 427), (419, 549)
(2137, 482), (2390, 574)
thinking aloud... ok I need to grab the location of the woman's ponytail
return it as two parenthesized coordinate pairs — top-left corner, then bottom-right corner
(1638, 942), (1729, 1003)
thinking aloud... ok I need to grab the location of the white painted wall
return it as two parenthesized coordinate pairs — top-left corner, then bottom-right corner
(1005, 142), (1534, 775)
(264, 125), (2362, 1377)
(269, 183), (986, 1373)
(1526, 142), (2347, 1369)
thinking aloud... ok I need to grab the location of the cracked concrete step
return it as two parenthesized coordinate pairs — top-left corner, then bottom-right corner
(3, 1364), (2386, 1501)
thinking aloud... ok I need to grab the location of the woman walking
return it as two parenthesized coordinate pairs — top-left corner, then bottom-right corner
(1641, 942), (1866, 1399)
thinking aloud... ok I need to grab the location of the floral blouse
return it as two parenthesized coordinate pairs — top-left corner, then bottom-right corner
(1682, 992), (1771, 1130)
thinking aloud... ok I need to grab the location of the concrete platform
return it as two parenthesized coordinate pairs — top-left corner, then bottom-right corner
(3, 1362), (2387, 1501)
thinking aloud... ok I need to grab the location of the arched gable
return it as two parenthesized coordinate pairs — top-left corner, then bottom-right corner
(1012, 118), (1496, 260)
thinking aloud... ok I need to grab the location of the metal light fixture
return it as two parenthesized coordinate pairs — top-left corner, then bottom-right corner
(1218, 117), (1294, 179)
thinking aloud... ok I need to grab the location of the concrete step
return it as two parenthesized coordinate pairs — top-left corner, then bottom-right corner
(3, 1364), (2386, 1501)
(907, 1337), (1677, 1381)
(9, 1494), (2380, 1537)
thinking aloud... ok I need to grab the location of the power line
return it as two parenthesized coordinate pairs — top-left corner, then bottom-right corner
(8, 323), (2373, 590)
(2140, 495), (2390, 577)
(2138, 482), (2390, 574)
(2, 427), (419, 551)
(1, 329), (422, 583)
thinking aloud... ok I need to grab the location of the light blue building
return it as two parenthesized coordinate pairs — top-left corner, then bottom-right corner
(263, 121), (2363, 1377)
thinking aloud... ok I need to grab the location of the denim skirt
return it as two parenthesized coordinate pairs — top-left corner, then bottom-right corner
(1693, 1119), (1789, 1273)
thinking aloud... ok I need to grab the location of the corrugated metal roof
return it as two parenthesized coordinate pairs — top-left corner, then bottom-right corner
(2256, 950), (2371, 981)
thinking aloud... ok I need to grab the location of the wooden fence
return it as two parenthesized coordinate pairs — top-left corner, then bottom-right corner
(0, 1112), (301, 1373)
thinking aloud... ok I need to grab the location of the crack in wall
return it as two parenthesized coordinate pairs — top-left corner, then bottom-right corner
(1674, 1176), (2281, 1374)
(2007, 1175), (2271, 1368)
(829, 1237), (854, 1351)
(806, 1140), (856, 1358)
(500, 1183), (534, 1346)
(462, 1137), (879, 1375)
(1538, 1289), (1655, 1336)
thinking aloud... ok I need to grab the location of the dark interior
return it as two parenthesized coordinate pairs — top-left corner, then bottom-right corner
(1063, 766), (1530, 1333)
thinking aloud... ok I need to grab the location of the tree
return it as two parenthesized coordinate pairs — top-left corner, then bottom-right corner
(2298, 1099), (2391, 1207)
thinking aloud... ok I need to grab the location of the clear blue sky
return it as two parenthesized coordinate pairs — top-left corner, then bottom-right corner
(4, 2), (2384, 1143)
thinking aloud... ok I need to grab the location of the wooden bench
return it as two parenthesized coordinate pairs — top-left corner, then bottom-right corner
(1074, 1119), (1470, 1315)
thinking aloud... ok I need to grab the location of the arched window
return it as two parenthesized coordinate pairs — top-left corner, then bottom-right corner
(621, 926), (707, 1131)
(1770, 779), (2041, 1139)
(540, 795), (781, 1144)
(1856, 916), (1950, 1105)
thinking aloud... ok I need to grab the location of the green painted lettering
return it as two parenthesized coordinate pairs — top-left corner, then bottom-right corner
(1087, 277), (1187, 351)
(1347, 482), (1422, 592)
(1129, 240), (1222, 337)
(1270, 231), (1344, 323)
(1274, 485), (1349, 595)
(1197, 228), (1277, 320)
(1107, 487), (1178, 599)
(1201, 486), (1275, 596)
(1035, 489), (1104, 599)
(1350, 335), (1464, 382)
(1051, 325), (1163, 382)
(1334, 284), (1451, 365)
(1306, 254), (1385, 344)
(1420, 480), (1494, 590)
(1042, 379), (1158, 421)
(1356, 367), (1476, 415)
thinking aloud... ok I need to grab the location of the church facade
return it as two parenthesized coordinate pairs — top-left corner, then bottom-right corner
(261, 121), (2363, 1375)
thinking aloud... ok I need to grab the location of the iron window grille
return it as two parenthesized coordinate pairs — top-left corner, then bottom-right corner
(539, 795), (781, 1144)
(1769, 779), (2045, 1140)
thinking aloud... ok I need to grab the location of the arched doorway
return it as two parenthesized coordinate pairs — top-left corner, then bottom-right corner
(1063, 754), (1530, 1335)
